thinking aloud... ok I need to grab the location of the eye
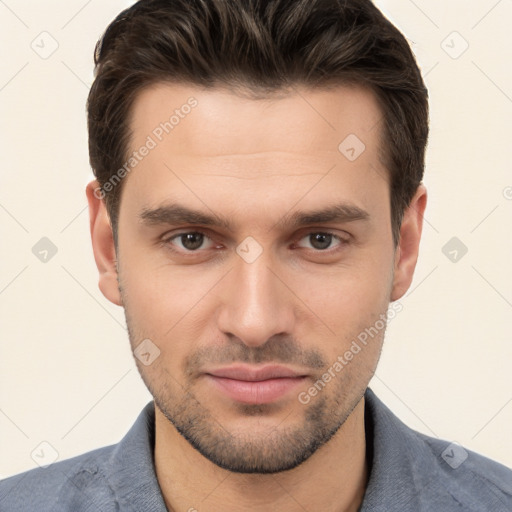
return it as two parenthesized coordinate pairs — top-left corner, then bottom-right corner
(295, 232), (346, 251)
(165, 231), (216, 252)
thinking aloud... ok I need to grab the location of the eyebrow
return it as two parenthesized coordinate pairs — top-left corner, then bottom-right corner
(139, 202), (370, 231)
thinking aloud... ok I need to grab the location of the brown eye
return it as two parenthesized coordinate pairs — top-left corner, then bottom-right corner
(296, 232), (344, 251)
(180, 233), (204, 250)
(166, 232), (215, 252)
(309, 233), (333, 250)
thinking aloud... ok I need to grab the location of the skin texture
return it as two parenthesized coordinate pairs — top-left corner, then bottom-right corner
(87, 83), (427, 512)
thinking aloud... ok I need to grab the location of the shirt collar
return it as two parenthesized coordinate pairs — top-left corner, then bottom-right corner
(106, 402), (168, 511)
(360, 387), (428, 510)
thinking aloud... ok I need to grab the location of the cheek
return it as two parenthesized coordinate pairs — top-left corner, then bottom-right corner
(120, 238), (194, 302)
(118, 250), (222, 351)
(288, 257), (394, 369)
(295, 256), (393, 319)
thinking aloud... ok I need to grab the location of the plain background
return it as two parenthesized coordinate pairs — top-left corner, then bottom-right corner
(1, 0), (511, 478)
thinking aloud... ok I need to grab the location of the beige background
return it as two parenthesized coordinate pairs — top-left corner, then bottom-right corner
(1, 0), (511, 478)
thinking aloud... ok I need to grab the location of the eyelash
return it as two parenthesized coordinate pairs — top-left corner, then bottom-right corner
(160, 229), (350, 255)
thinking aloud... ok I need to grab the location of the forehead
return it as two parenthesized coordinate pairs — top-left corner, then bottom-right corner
(128, 82), (383, 161)
(120, 82), (389, 227)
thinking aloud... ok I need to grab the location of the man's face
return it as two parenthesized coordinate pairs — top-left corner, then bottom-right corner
(111, 83), (400, 473)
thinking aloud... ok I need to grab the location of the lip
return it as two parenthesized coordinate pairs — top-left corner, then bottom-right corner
(204, 365), (308, 404)
(207, 365), (305, 381)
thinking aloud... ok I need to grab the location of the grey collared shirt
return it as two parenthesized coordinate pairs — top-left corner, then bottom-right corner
(1, 388), (511, 511)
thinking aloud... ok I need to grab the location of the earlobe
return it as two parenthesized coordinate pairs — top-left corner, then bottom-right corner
(390, 184), (428, 301)
(86, 180), (123, 306)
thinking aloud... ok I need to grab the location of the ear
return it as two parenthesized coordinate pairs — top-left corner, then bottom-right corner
(390, 184), (428, 301)
(86, 180), (122, 306)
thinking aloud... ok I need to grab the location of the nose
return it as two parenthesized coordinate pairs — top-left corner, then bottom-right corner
(216, 248), (296, 348)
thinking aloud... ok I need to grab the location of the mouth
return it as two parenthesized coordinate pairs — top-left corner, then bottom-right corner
(204, 365), (308, 404)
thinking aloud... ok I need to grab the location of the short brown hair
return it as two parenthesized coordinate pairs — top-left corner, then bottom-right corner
(87, 0), (429, 246)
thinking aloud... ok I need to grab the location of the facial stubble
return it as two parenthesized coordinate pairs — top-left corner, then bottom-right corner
(123, 308), (380, 474)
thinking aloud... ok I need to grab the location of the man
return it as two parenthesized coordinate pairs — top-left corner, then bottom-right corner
(1, 0), (511, 510)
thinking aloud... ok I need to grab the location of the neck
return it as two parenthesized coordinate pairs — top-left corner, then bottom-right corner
(154, 397), (368, 512)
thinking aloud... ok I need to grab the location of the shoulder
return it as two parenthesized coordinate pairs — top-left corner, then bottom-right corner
(0, 444), (119, 512)
(417, 431), (512, 509)
(0, 402), (163, 512)
(363, 388), (512, 511)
